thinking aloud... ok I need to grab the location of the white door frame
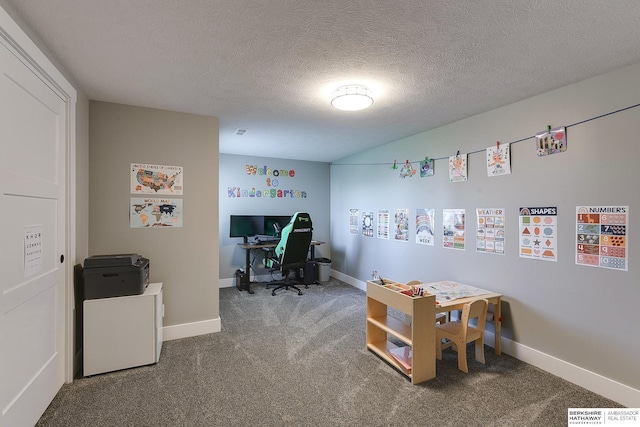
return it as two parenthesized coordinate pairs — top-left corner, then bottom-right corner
(1, 5), (77, 384)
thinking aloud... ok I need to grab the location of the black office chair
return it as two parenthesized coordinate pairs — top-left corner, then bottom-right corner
(264, 212), (313, 296)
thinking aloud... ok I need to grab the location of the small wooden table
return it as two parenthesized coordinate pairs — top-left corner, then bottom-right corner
(425, 281), (502, 355)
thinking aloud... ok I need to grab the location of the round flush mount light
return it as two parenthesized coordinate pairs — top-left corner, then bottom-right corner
(331, 85), (374, 111)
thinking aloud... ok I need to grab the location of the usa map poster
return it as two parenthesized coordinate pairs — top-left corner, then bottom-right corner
(576, 206), (628, 271)
(476, 208), (505, 255)
(416, 208), (435, 246)
(519, 207), (557, 262)
(131, 163), (183, 195)
(443, 209), (465, 250)
(130, 198), (183, 228)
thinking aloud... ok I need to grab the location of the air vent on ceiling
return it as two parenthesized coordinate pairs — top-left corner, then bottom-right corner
(235, 129), (247, 136)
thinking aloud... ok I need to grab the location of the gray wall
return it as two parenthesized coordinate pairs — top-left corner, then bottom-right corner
(331, 62), (640, 391)
(219, 153), (330, 280)
(89, 101), (219, 326)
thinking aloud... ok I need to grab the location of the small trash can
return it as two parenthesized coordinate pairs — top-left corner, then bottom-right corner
(314, 258), (331, 282)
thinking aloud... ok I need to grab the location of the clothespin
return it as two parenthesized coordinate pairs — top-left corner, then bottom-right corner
(405, 159), (410, 166)
(391, 160), (397, 169)
(496, 141), (500, 149)
(425, 156), (430, 162)
(456, 150), (460, 156)
(547, 125), (552, 135)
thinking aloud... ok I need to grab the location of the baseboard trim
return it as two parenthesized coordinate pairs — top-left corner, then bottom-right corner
(162, 317), (221, 341)
(494, 335), (640, 407)
(219, 277), (234, 288)
(335, 272), (639, 407)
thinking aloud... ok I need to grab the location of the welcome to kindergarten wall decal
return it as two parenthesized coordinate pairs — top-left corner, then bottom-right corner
(227, 164), (308, 199)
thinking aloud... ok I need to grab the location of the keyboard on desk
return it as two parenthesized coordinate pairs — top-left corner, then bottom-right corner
(251, 236), (280, 244)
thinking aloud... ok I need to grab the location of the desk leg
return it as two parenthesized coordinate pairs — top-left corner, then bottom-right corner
(494, 297), (501, 355)
(245, 248), (254, 294)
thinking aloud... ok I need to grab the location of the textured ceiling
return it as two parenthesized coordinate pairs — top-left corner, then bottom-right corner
(4, 0), (640, 162)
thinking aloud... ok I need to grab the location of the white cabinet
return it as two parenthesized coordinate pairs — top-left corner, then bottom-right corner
(83, 283), (163, 376)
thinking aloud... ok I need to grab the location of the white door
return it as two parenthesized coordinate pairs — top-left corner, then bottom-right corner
(0, 42), (67, 427)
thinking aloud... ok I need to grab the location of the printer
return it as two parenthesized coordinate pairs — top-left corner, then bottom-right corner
(83, 254), (150, 300)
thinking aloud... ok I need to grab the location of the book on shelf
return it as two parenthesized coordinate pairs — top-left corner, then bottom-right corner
(387, 346), (412, 374)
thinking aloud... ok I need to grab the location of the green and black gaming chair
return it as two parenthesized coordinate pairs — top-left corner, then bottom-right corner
(264, 212), (313, 296)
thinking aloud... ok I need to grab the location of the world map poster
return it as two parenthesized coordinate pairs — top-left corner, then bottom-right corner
(131, 163), (183, 195)
(130, 198), (183, 228)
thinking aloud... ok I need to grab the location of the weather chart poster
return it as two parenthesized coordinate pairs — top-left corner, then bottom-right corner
(476, 208), (505, 255)
(576, 206), (628, 271)
(519, 207), (557, 262)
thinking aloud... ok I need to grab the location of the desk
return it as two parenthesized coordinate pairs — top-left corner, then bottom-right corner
(237, 240), (325, 293)
(425, 280), (502, 355)
(366, 279), (502, 384)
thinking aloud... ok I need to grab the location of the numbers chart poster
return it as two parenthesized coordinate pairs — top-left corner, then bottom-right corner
(362, 211), (374, 237)
(443, 209), (465, 250)
(519, 207), (557, 262)
(377, 209), (390, 240)
(476, 208), (505, 255)
(394, 209), (409, 242)
(416, 208), (435, 246)
(349, 209), (359, 234)
(576, 206), (628, 271)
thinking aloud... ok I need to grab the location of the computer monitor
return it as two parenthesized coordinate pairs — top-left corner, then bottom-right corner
(264, 215), (291, 237)
(229, 215), (264, 240)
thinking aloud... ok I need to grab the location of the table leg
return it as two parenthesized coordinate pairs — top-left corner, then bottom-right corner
(494, 297), (501, 355)
(245, 248), (254, 294)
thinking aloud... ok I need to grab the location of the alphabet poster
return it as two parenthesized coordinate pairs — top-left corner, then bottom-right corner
(476, 208), (505, 255)
(576, 206), (628, 271)
(443, 209), (465, 250)
(519, 207), (557, 262)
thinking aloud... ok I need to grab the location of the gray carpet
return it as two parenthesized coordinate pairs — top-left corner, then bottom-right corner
(37, 279), (620, 426)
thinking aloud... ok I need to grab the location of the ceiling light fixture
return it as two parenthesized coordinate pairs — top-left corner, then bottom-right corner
(331, 85), (374, 111)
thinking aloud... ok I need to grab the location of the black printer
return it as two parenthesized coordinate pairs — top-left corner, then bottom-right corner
(83, 254), (150, 300)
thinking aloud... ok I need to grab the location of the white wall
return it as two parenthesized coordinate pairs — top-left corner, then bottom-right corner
(331, 62), (640, 405)
(218, 153), (331, 281)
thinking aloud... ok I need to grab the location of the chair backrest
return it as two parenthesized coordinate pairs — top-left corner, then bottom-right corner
(274, 212), (313, 269)
(460, 298), (489, 339)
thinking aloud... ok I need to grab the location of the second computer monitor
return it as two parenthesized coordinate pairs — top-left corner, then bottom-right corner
(263, 215), (291, 237)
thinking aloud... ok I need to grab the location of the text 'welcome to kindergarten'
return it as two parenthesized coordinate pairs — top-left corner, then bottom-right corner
(228, 164), (308, 199)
